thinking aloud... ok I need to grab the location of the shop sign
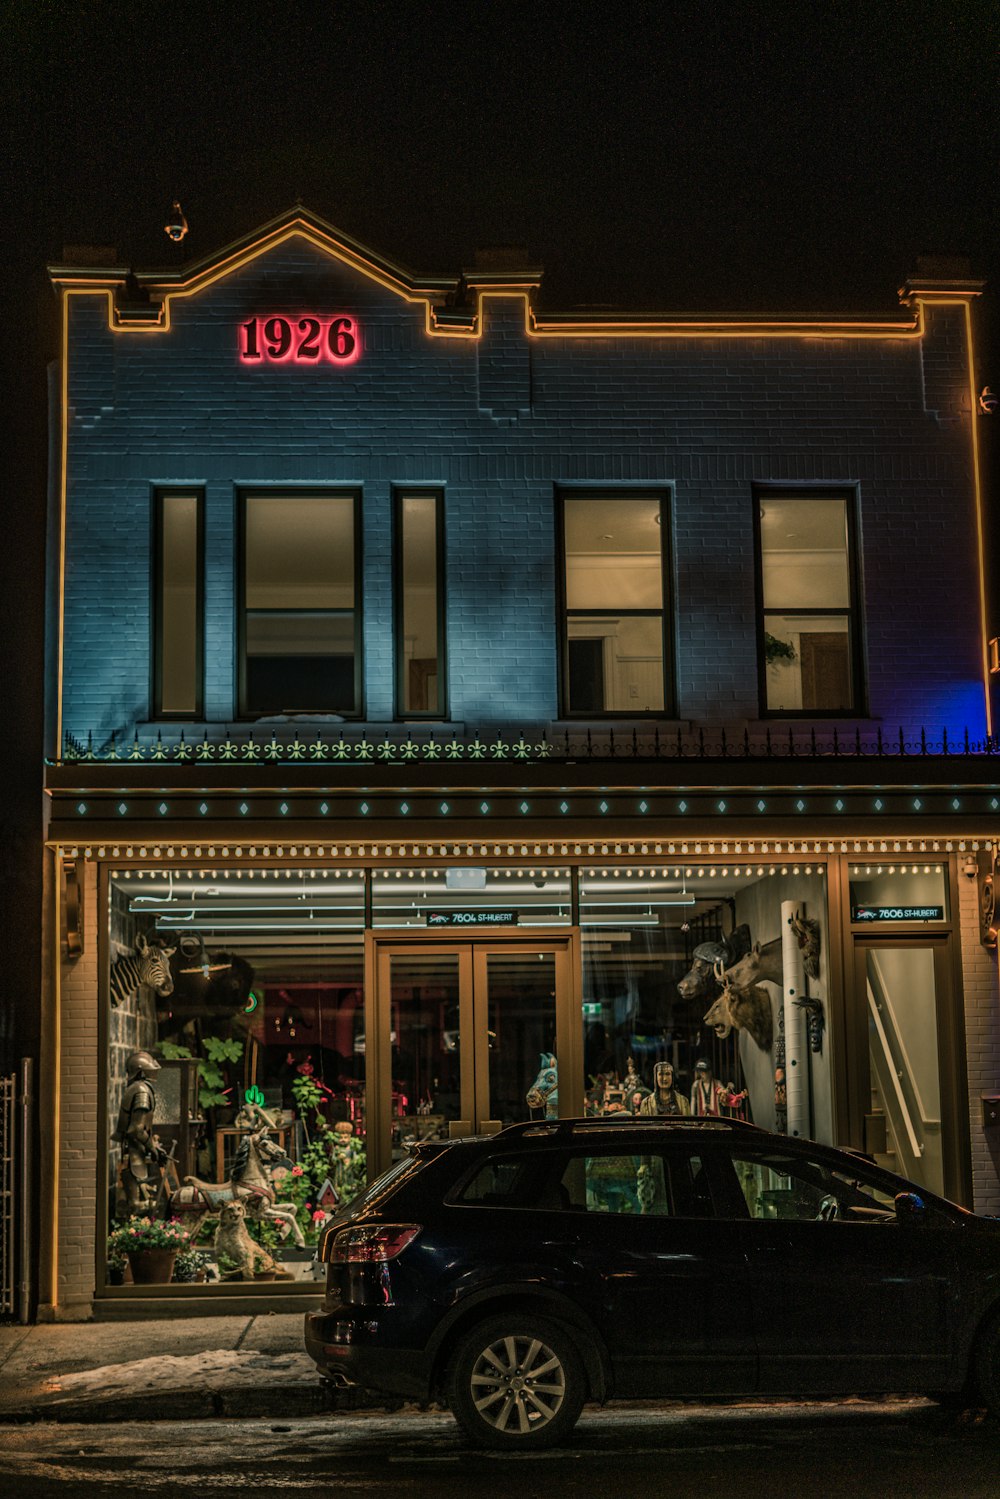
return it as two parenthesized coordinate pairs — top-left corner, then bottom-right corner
(426, 910), (519, 927)
(238, 314), (360, 365)
(853, 905), (944, 922)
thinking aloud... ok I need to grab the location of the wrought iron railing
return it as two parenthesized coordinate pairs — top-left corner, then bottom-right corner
(56, 724), (1000, 767)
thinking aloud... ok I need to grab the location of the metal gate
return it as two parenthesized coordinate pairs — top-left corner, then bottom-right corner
(0, 1072), (15, 1315)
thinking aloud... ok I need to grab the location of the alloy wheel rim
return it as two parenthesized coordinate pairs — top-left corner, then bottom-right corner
(470, 1334), (566, 1434)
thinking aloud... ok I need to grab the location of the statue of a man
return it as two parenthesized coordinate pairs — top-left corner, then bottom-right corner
(113, 1049), (167, 1210)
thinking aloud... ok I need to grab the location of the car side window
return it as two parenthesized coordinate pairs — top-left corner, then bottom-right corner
(731, 1153), (897, 1224)
(557, 1150), (713, 1218)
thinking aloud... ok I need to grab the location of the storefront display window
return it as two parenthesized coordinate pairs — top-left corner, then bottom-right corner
(104, 868), (367, 1290)
(371, 867), (572, 927)
(849, 861), (948, 923)
(579, 864), (832, 1145)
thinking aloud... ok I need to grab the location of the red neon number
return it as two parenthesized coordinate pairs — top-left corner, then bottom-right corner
(238, 315), (360, 366)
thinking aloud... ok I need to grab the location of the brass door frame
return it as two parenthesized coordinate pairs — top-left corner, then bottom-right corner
(848, 933), (971, 1207)
(365, 927), (582, 1179)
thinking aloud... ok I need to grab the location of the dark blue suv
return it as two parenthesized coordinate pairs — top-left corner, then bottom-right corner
(305, 1117), (1000, 1448)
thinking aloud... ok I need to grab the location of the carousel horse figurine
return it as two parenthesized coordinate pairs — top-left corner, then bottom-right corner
(526, 1053), (559, 1119)
(169, 1128), (305, 1247)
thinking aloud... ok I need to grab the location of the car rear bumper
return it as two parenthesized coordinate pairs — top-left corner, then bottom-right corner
(304, 1309), (432, 1400)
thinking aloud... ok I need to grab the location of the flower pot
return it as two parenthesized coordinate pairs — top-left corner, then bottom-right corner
(127, 1248), (178, 1284)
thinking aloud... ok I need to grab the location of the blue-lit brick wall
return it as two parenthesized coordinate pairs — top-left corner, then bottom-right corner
(58, 240), (986, 744)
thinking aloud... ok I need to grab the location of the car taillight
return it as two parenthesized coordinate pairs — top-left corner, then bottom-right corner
(325, 1224), (421, 1264)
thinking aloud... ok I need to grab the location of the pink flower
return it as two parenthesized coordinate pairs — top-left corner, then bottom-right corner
(291, 1165), (304, 1177)
(312, 1210), (326, 1223)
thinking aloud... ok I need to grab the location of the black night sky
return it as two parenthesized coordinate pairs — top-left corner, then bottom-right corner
(2, 0), (998, 1057)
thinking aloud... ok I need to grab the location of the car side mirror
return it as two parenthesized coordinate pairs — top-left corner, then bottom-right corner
(894, 1191), (926, 1224)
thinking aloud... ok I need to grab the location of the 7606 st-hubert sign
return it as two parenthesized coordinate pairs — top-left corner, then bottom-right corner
(238, 314), (359, 365)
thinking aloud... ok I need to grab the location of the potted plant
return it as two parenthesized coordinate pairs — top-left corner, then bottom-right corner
(108, 1216), (190, 1285)
(764, 631), (797, 666)
(172, 1247), (212, 1284)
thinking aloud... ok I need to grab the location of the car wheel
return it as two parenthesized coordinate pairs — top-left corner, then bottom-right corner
(446, 1314), (586, 1450)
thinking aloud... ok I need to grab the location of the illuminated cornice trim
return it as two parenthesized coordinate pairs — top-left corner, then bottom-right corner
(49, 836), (991, 862)
(48, 206), (925, 342)
(958, 297), (994, 739)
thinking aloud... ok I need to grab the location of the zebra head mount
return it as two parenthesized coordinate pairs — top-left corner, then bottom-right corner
(109, 932), (177, 1008)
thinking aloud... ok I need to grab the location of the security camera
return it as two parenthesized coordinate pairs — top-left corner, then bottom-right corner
(164, 200), (189, 243)
(963, 856), (978, 880)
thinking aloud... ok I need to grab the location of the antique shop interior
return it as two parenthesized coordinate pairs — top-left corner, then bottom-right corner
(98, 846), (962, 1298)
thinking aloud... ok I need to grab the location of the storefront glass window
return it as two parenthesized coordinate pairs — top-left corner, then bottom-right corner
(849, 862), (948, 923)
(579, 864), (832, 1144)
(371, 867), (572, 928)
(105, 868), (366, 1290)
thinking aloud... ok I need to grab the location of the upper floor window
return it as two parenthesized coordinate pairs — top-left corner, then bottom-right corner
(559, 491), (672, 717)
(394, 490), (446, 718)
(239, 491), (360, 717)
(153, 489), (203, 719)
(755, 490), (864, 716)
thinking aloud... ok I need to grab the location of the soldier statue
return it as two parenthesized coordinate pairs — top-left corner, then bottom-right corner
(113, 1049), (168, 1211)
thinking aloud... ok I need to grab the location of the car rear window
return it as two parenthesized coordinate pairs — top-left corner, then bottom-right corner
(453, 1152), (558, 1209)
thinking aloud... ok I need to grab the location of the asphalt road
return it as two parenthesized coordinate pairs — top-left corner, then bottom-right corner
(0, 1400), (997, 1499)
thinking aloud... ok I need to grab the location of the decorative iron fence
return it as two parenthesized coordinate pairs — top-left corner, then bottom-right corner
(58, 724), (1000, 768)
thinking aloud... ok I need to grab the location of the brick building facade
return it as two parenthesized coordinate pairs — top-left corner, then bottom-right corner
(40, 207), (999, 1318)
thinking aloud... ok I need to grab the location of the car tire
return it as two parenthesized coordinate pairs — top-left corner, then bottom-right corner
(446, 1314), (587, 1450)
(973, 1310), (1000, 1417)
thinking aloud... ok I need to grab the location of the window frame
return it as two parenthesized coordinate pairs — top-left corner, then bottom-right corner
(236, 487), (363, 720)
(151, 486), (205, 721)
(752, 485), (866, 719)
(556, 487), (676, 719)
(392, 487), (447, 720)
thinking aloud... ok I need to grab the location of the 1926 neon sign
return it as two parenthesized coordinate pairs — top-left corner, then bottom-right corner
(238, 315), (359, 365)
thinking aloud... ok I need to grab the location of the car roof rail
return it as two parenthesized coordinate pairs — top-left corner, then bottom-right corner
(495, 1115), (762, 1141)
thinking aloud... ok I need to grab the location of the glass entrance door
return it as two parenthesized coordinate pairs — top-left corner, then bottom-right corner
(370, 937), (577, 1170)
(851, 937), (967, 1202)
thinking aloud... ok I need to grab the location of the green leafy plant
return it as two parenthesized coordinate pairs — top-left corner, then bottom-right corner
(158, 1037), (244, 1110)
(247, 1216), (283, 1256)
(173, 1247), (212, 1282)
(764, 631), (797, 665)
(198, 1036), (244, 1109)
(291, 1073), (326, 1126)
(108, 1215), (190, 1258)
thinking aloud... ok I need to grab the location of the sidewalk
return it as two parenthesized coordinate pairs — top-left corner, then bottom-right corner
(0, 1314), (379, 1424)
(0, 1317), (954, 1430)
